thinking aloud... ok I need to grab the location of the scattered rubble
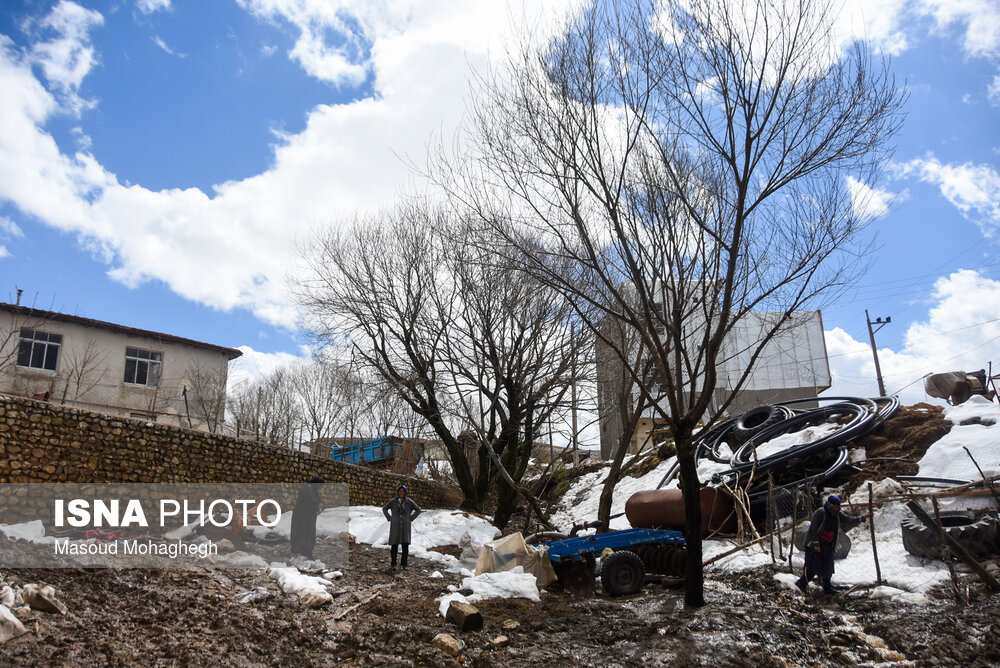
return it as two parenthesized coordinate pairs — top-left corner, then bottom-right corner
(0, 537), (995, 665)
(0, 586), (15, 608)
(501, 618), (521, 632)
(432, 632), (464, 656)
(234, 586), (269, 604)
(20, 584), (66, 615)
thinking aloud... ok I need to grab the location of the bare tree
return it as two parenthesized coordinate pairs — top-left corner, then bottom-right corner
(363, 375), (431, 439)
(57, 337), (108, 405)
(228, 367), (302, 448)
(296, 203), (579, 527)
(439, 0), (905, 605)
(0, 305), (56, 380)
(291, 360), (351, 443)
(185, 360), (229, 433)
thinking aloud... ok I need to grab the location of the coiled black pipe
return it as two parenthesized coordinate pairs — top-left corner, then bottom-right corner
(655, 395), (897, 493)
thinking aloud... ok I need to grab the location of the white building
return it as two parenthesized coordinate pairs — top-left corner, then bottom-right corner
(597, 310), (831, 458)
(0, 303), (242, 432)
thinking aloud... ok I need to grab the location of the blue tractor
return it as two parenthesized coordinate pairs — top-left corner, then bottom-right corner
(530, 527), (686, 596)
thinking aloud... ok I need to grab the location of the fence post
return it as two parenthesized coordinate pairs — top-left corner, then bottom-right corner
(788, 487), (798, 571)
(867, 482), (883, 586)
(767, 473), (777, 564)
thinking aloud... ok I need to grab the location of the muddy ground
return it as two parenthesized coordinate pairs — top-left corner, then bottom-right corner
(2, 404), (997, 666)
(1, 535), (998, 667)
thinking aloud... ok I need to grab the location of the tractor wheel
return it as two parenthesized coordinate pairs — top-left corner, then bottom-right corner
(600, 550), (645, 596)
(901, 511), (998, 560)
(732, 405), (786, 444)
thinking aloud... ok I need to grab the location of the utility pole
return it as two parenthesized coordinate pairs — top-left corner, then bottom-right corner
(865, 309), (891, 397)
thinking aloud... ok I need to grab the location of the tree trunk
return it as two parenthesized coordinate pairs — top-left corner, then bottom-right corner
(424, 415), (480, 511)
(598, 405), (645, 531)
(676, 435), (705, 608)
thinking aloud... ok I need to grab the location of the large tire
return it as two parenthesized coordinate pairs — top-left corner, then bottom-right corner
(900, 511), (998, 560)
(732, 405), (786, 444)
(600, 550), (645, 596)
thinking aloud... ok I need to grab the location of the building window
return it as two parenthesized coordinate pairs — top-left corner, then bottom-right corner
(124, 347), (162, 387)
(17, 329), (62, 371)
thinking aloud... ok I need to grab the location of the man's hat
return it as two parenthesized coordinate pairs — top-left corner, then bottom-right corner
(827, 494), (841, 506)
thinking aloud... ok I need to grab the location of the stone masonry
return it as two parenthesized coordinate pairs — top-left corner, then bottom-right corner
(0, 395), (462, 509)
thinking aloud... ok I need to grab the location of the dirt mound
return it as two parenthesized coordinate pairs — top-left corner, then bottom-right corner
(846, 403), (952, 488)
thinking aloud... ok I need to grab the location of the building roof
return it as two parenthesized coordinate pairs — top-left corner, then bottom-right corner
(0, 303), (243, 359)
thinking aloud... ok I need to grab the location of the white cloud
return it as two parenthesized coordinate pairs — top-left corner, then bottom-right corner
(70, 125), (92, 151)
(0, 215), (24, 260)
(989, 75), (1000, 106)
(914, 0), (1000, 101)
(0, 1), (582, 326)
(0, 216), (25, 239)
(234, 0), (380, 86)
(228, 345), (311, 390)
(136, 0), (172, 14)
(0, 36), (114, 237)
(893, 155), (1000, 237)
(836, 0), (910, 55)
(915, 0), (1000, 60)
(846, 176), (894, 220)
(824, 270), (1000, 404)
(25, 0), (104, 115)
(152, 35), (185, 58)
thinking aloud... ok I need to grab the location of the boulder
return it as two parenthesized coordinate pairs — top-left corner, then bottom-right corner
(432, 633), (463, 656)
(446, 601), (484, 632)
(21, 584), (67, 615)
(298, 590), (333, 608)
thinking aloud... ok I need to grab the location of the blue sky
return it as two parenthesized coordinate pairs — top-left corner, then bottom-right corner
(1, 0), (998, 404)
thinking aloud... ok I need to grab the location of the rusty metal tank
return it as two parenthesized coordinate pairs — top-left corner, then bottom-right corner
(625, 487), (736, 535)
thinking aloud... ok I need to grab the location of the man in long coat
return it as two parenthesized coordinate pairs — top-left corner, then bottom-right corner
(290, 477), (324, 559)
(382, 485), (421, 570)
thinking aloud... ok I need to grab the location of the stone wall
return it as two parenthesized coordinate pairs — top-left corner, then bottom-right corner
(0, 395), (462, 509)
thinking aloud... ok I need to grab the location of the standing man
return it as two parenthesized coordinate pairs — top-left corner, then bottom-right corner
(290, 477), (324, 560)
(383, 485), (421, 571)
(796, 494), (864, 594)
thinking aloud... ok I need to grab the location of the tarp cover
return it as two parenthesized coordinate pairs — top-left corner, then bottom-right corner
(474, 532), (557, 588)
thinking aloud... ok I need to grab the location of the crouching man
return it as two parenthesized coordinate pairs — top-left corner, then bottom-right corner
(796, 494), (865, 594)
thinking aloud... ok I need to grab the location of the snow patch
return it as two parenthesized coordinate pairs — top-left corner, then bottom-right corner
(919, 395), (1000, 480)
(0, 520), (57, 544)
(348, 507), (499, 572)
(437, 566), (540, 617)
(268, 566), (332, 601)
